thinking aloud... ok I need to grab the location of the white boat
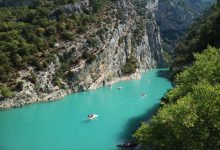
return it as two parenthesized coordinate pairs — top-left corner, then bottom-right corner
(141, 95), (146, 98)
(88, 114), (98, 120)
(117, 87), (123, 90)
(141, 93), (147, 98)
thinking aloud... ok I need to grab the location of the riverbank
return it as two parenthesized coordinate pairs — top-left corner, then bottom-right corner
(0, 69), (172, 150)
(0, 71), (142, 110)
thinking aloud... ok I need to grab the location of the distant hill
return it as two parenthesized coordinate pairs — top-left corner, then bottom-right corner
(172, 1), (220, 72)
(155, 0), (215, 53)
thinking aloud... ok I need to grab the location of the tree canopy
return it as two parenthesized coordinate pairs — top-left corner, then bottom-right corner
(134, 47), (220, 150)
(0, 0), (108, 92)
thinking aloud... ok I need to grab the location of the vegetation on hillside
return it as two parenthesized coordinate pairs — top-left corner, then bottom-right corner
(173, 1), (220, 67)
(134, 47), (220, 149)
(134, 2), (220, 149)
(121, 55), (138, 75)
(0, 0), (108, 95)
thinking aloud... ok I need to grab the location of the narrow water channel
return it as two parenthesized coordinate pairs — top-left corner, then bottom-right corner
(0, 69), (172, 150)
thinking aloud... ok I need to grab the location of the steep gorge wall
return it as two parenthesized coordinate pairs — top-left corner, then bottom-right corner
(0, 0), (163, 109)
(154, 0), (215, 52)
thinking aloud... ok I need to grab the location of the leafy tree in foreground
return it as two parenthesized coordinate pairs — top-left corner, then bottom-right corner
(134, 47), (220, 150)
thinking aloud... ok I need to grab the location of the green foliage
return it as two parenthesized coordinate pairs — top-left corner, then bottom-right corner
(86, 54), (96, 64)
(0, 0), (108, 88)
(30, 57), (43, 71)
(45, 26), (57, 36)
(86, 38), (98, 47)
(133, 21), (145, 44)
(91, 0), (106, 13)
(134, 47), (220, 149)
(0, 64), (12, 82)
(0, 86), (13, 98)
(121, 56), (137, 75)
(62, 30), (75, 41)
(173, 2), (220, 66)
(54, 77), (62, 88)
(0, 53), (9, 65)
(77, 26), (88, 33)
(168, 46), (220, 102)
(96, 28), (106, 38)
(82, 51), (96, 64)
(118, 37), (124, 45)
(82, 51), (90, 59)
(162, 50), (172, 66)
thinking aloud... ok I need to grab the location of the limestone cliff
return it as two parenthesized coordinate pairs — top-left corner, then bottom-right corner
(153, 0), (215, 52)
(0, 0), (164, 109)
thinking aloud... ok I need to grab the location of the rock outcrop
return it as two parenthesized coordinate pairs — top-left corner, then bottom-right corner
(153, 0), (215, 52)
(0, 0), (164, 109)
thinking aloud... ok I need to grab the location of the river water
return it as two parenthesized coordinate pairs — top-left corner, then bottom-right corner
(0, 69), (172, 150)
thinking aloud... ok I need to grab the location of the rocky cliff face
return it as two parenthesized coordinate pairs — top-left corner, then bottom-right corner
(0, 0), (164, 109)
(154, 0), (215, 52)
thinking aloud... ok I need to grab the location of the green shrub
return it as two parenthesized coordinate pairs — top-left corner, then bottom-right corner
(104, 18), (111, 24)
(0, 53), (9, 65)
(82, 51), (96, 64)
(82, 51), (90, 59)
(121, 56), (137, 75)
(91, 0), (105, 13)
(0, 86), (13, 98)
(77, 26), (88, 33)
(0, 66), (9, 82)
(31, 57), (43, 71)
(45, 26), (57, 36)
(96, 28), (106, 36)
(87, 38), (97, 47)
(54, 77), (62, 88)
(82, 50), (96, 63)
(62, 30), (75, 41)
(86, 54), (96, 64)
(118, 37), (124, 45)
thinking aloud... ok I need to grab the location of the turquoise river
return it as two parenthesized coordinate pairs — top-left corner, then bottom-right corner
(0, 69), (172, 150)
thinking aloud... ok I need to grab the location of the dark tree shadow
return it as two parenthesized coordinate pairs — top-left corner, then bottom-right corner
(118, 103), (160, 141)
(156, 69), (171, 80)
(116, 69), (174, 143)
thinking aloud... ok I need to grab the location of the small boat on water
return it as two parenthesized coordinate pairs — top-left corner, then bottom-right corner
(117, 141), (137, 148)
(88, 114), (98, 120)
(141, 93), (146, 98)
(117, 87), (123, 90)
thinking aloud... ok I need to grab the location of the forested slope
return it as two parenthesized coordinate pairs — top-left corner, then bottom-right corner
(172, 1), (220, 69)
(155, 0), (215, 53)
(0, 0), (108, 97)
(134, 2), (220, 150)
(0, 0), (165, 109)
(135, 46), (220, 150)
